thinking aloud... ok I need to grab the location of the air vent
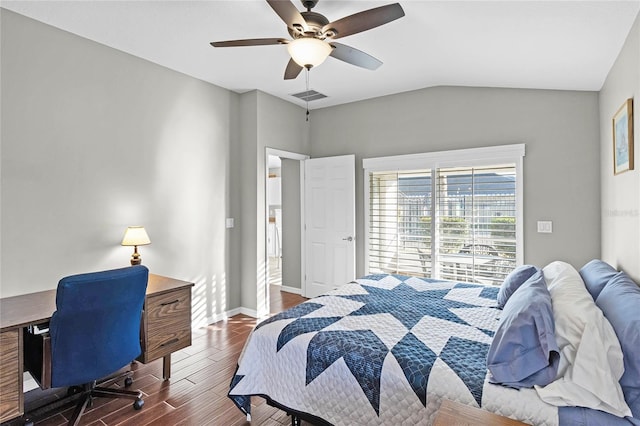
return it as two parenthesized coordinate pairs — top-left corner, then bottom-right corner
(290, 90), (327, 102)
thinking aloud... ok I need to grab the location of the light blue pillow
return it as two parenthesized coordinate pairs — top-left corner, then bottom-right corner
(488, 270), (560, 388)
(595, 272), (640, 396)
(579, 259), (618, 301)
(496, 264), (538, 309)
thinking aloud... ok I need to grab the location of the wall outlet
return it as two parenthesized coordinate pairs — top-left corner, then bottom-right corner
(226, 218), (234, 229)
(537, 220), (553, 233)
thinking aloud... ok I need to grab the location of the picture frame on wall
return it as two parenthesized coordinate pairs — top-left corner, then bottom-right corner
(613, 98), (634, 175)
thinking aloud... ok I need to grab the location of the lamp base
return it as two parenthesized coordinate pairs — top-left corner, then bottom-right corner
(130, 250), (142, 266)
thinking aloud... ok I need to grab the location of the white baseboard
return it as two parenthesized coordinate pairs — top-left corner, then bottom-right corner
(280, 285), (302, 295)
(224, 307), (243, 318)
(204, 299), (308, 326)
(238, 307), (259, 318)
(201, 307), (258, 327)
(200, 308), (248, 327)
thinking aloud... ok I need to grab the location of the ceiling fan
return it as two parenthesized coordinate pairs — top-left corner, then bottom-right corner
(210, 0), (405, 80)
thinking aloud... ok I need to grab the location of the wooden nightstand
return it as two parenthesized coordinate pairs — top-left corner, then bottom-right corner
(433, 399), (529, 426)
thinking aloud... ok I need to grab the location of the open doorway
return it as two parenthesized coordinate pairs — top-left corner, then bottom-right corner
(265, 148), (309, 311)
(267, 155), (283, 287)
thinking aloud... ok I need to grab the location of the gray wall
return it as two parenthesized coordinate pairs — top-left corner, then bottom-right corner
(232, 91), (309, 315)
(599, 12), (640, 282)
(0, 10), (232, 327)
(0, 10), (310, 320)
(281, 158), (302, 290)
(309, 86), (601, 276)
(234, 91), (259, 312)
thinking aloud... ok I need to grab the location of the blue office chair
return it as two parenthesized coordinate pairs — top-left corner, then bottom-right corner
(24, 266), (148, 426)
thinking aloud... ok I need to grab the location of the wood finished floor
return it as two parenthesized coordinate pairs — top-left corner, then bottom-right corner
(12, 286), (308, 426)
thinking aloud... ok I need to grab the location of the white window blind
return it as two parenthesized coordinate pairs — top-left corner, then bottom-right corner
(434, 165), (516, 285)
(365, 145), (523, 286)
(369, 171), (433, 277)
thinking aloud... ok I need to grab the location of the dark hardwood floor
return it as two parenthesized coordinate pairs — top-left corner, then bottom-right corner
(10, 286), (307, 426)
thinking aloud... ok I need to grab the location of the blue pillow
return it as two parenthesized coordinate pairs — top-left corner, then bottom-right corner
(496, 264), (538, 309)
(579, 259), (618, 300)
(488, 270), (560, 388)
(623, 387), (640, 420)
(596, 272), (640, 394)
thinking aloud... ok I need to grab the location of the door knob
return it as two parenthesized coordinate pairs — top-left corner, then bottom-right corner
(342, 236), (354, 242)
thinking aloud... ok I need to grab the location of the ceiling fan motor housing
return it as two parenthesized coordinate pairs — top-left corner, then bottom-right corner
(289, 11), (333, 39)
(301, 0), (319, 11)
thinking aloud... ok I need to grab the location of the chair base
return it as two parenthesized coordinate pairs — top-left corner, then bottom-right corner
(21, 371), (143, 426)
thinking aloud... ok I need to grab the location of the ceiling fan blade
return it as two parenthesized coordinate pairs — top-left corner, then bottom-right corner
(323, 3), (405, 40)
(330, 42), (382, 70)
(267, 0), (307, 32)
(210, 38), (287, 47)
(284, 58), (303, 80)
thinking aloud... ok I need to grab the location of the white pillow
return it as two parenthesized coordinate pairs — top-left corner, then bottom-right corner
(534, 261), (631, 418)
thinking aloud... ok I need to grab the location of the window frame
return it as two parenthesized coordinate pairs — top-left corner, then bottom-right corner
(363, 144), (525, 277)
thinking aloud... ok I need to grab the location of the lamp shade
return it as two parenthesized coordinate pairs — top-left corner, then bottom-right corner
(121, 226), (151, 246)
(287, 38), (332, 68)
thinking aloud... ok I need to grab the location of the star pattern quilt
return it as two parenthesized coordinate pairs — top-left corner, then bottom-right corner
(228, 274), (558, 425)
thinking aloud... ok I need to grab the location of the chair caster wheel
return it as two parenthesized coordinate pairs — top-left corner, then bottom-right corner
(124, 377), (133, 387)
(133, 398), (144, 410)
(22, 416), (34, 426)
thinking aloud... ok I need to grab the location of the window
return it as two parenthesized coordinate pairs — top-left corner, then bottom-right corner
(369, 170), (433, 277)
(364, 145), (524, 286)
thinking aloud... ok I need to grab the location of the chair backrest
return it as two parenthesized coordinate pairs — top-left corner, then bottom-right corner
(49, 265), (148, 387)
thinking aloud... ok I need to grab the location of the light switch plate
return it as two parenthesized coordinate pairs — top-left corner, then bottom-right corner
(226, 218), (234, 229)
(537, 220), (553, 233)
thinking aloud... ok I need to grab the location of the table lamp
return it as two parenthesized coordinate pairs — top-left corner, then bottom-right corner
(121, 226), (151, 265)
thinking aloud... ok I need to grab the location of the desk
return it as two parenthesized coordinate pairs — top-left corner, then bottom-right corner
(0, 274), (194, 423)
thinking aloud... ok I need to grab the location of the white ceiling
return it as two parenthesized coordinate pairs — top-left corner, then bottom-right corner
(2, 1), (639, 109)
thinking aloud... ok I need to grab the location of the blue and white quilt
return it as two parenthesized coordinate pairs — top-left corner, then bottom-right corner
(228, 274), (558, 425)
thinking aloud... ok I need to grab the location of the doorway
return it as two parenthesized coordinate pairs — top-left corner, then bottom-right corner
(262, 150), (356, 310)
(267, 155), (283, 287)
(265, 148), (308, 309)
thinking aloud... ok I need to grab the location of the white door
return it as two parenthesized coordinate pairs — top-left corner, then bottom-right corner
(304, 155), (356, 298)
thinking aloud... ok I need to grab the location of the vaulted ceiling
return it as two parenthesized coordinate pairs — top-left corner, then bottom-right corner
(3, 1), (639, 109)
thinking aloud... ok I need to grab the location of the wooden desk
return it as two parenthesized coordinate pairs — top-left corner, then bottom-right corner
(0, 274), (194, 423)
(433, 399), (529, 426)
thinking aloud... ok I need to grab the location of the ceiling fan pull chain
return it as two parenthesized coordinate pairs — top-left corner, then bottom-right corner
(305, 67), (310, 122)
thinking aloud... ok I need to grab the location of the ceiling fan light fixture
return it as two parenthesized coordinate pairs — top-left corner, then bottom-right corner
(287, 37), (332, 68)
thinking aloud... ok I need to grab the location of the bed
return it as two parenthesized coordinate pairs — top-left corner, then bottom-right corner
(228, 261), (640, 426)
